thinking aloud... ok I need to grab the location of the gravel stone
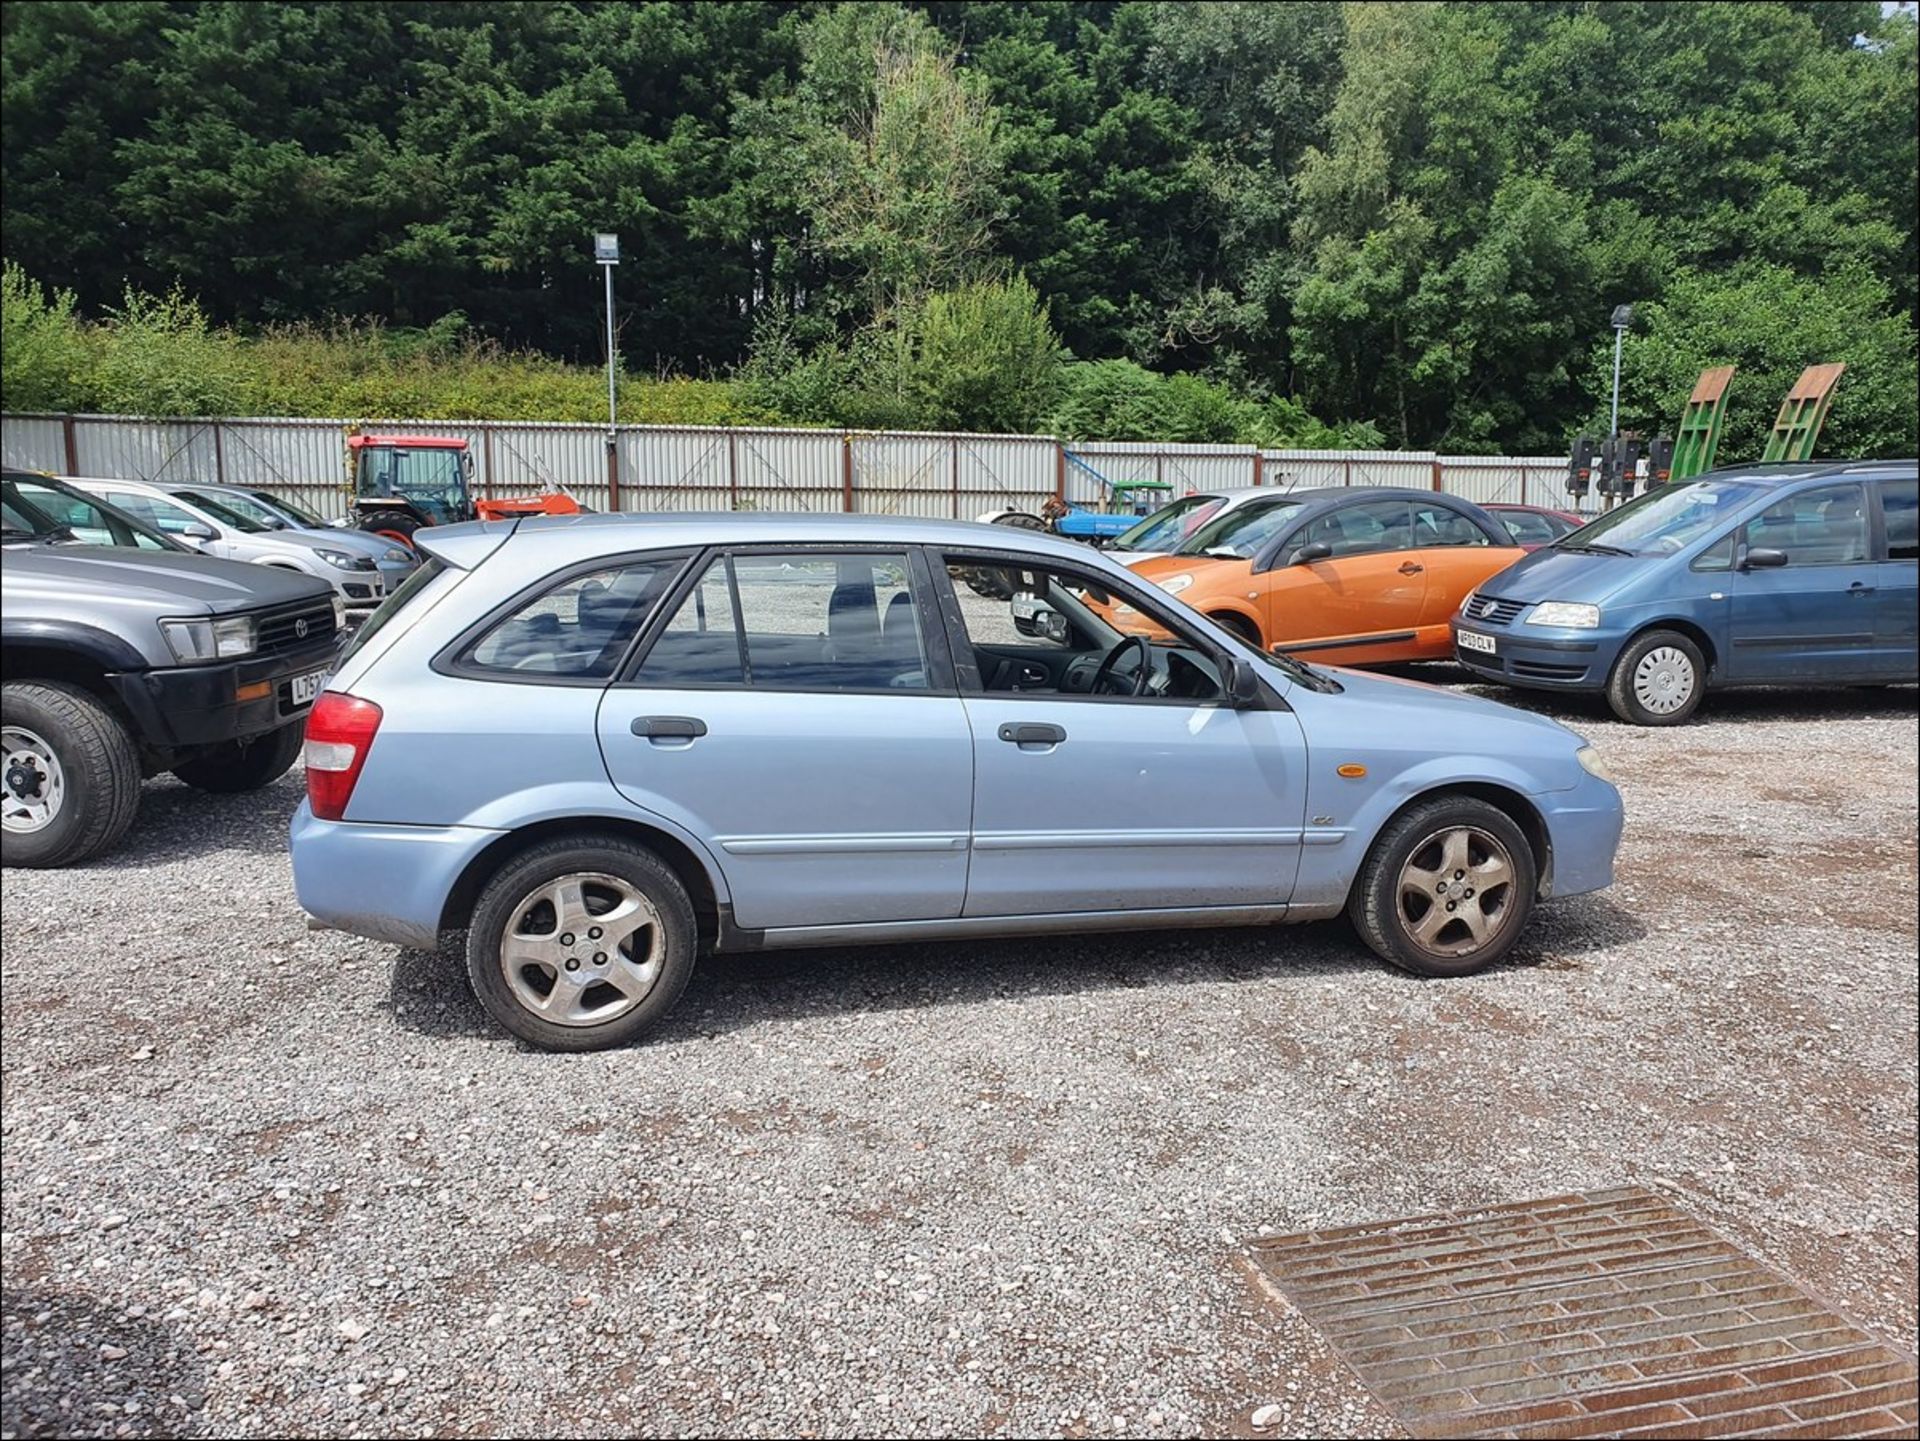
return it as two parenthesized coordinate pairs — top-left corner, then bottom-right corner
(2, 679), (1915, 1438)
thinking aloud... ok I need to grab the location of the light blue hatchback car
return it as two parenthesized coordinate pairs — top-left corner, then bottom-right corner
(1453, 460), (1918, 723)
(292, 514), (1624, 1051)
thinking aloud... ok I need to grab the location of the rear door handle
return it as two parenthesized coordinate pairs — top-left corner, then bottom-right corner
(1848, 582), (1876, 595)
(998, 722), (1066, 748)
(632, 715), (707, 741)
(1398, 561), (1425, 575)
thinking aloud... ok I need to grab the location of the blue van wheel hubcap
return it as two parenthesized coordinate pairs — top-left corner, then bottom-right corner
(1633, 647), (1695, 714)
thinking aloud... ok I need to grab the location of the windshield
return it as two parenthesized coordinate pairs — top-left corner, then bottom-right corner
(1109, 494), (1226, 552)
(2, 473), (182, 550)
(362, 446), (463, 499)
(1559, 479), (1765, 556)
(1176, 497), (1306, 558)
(173, 490), (269, 533)
(255, 490), (327, 527)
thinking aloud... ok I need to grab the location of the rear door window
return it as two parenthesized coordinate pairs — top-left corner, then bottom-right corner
(1881, 479), (1917, 561)
(636, 552), (930, 691)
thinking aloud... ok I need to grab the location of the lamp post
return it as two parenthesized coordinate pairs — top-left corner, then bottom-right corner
(595, 233), (620, 508)
(1608, 303), (1634, 438)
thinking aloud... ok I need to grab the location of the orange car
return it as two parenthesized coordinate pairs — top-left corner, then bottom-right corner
(1113, 487), (1527, 664)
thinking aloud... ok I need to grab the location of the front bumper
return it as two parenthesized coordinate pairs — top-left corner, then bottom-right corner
(291, 804), (507, 949)
(1451, 619), (1614, 690)
(106, 637), (342, 749)
(1535, 768), (1624, 900)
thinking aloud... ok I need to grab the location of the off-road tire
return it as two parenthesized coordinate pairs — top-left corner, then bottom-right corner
(1, 681), (141, 868)
(171, 721), (307, 793)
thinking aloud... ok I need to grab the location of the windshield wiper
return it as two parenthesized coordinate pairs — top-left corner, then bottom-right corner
(1555, 541), (1632, 556)
(1201, 546), (1247, 560)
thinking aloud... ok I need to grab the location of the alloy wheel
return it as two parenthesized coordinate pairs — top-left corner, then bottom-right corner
(1396, 825), (1517, 959)
(497, 872), (664, 1027)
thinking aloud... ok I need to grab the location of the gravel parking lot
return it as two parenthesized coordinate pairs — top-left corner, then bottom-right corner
(3, 679), (1915, 1439)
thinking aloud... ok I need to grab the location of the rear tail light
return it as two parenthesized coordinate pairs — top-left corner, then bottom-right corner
(304, 692), (383, 821)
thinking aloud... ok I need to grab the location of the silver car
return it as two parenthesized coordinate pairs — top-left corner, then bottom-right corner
(171, 482), (418, 598)
(68, 476), (387, 609)
(291, 513), (1624, 1053)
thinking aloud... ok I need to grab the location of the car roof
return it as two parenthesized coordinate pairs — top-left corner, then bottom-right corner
(1691, 459), (1917, 485)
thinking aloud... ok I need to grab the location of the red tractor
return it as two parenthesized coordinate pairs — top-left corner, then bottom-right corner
(347, 434), (582, 548)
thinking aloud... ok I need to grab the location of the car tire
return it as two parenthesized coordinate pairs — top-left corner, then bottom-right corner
(1605, 629), (1705, 725)
(1348, 795), (1537, 978)
(1, 681), (142, 869)
(466, 837), (697, 1052)
(171, 721), (307, 793)
(360, 510), (422, 548)
(1208, 612), (1263, 651)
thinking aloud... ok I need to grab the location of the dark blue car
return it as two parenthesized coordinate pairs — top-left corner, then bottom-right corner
(1451, 460), (1918, 724)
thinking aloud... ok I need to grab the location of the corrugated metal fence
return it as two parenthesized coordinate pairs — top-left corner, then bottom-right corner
(0, 413), (1578, 517)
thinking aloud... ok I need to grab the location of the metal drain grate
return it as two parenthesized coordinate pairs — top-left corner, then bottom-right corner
(1247, 1186), (1918, 1438)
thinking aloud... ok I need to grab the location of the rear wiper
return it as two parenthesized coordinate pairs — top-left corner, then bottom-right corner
(1555, 542), (1632, 556)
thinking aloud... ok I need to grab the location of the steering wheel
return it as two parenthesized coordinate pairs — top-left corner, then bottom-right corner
(1090, 635), (1153, 696)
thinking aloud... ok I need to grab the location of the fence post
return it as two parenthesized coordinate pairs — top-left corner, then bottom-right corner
(951, 436), (961, 519)
(212, 418), (226, 485)
(1251, 451), (1262, 489)
(1520, 465), (1528, 505)
(841, 433), (855, 512)
(1431, 458), (1444, 493)
(727, 430), (740, 511)
(1343, 459), (1353, 488)
(1054, 440), (1066, 503)
(606, 433), (621, 512)
(481, 422), (495, 500)
(61, 415), (79, 475)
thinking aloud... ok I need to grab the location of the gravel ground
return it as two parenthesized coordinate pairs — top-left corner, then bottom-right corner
(2, 678), (1915, 1439)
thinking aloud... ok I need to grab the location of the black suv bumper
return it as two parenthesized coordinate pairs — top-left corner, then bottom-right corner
(106, 638), (340, 750)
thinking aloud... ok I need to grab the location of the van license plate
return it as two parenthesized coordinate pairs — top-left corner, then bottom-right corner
(287, 669), (328, 708)
(1457, 630), (1497, 655)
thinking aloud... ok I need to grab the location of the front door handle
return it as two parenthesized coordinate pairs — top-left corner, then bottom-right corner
(1848, 582), (1876, 596)
(632, 715), (708, 742)
(1398, 561), (1425, 575)
(998, 721), (1066, 748)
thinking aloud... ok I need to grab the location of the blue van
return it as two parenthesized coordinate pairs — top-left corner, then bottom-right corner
(1451, 461), (1918, 724)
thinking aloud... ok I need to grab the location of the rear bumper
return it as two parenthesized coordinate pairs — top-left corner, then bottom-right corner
(107, 638), (341, 749)
(290, 803), (506, 949)
(1535, 770), (1623, 900)
(1452, 619), (1614, 690)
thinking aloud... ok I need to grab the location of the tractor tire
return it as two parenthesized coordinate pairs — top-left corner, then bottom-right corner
(359, 510), (423, 549)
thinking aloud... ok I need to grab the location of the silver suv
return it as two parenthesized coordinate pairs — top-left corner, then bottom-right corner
(3, 472), (342, 867)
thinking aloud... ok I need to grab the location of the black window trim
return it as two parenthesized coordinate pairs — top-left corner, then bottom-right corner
(925, 542), (1284, 712)
(615, 541), (960, 697)
(429, 547), (699, 688)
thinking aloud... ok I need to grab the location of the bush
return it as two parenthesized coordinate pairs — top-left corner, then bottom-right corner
(0, 261), (95, 411)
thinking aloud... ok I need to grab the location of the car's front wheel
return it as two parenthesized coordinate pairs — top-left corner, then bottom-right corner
(1349, 795), (1537, 977)
(466, 837), (697, 1051)
(1, 681), (142, 869)
(1606, 629), (1705, 725)
(172, 721), (306, 793)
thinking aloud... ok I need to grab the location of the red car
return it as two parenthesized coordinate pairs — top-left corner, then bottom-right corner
(1484, 502), (1586, 550)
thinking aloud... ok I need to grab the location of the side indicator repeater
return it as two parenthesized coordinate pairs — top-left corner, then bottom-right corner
(1336, 763), (1367, 778)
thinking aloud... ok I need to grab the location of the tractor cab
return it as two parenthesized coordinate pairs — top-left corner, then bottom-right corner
(349, 435), (475, 544)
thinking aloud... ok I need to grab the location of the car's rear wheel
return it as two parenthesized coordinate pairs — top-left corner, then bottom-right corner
(466, 838), (697, 1051)
(1349, 795), (1536, 978)
(171, 721), (307, 793)
(2, 682), (141, 869)
(1606, 629), (1705, 725)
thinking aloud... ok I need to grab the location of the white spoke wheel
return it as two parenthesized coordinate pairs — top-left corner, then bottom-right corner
(465, 838), (697, 1052)
(2, 726), (66, 834)
(1607, 629), (1706, 726)
(1349, 795), (1538, 978)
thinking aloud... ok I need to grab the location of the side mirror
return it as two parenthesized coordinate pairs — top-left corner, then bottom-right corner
(1290, 540), (1334, 566)
(1226, 656), (1262, 708)
(181, 522), (217, 542)
(1740, 545), (1789, 571)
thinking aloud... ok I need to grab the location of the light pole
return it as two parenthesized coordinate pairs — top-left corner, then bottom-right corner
(595, 233), (620, 508)
(1608, 303), (1634, 438)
